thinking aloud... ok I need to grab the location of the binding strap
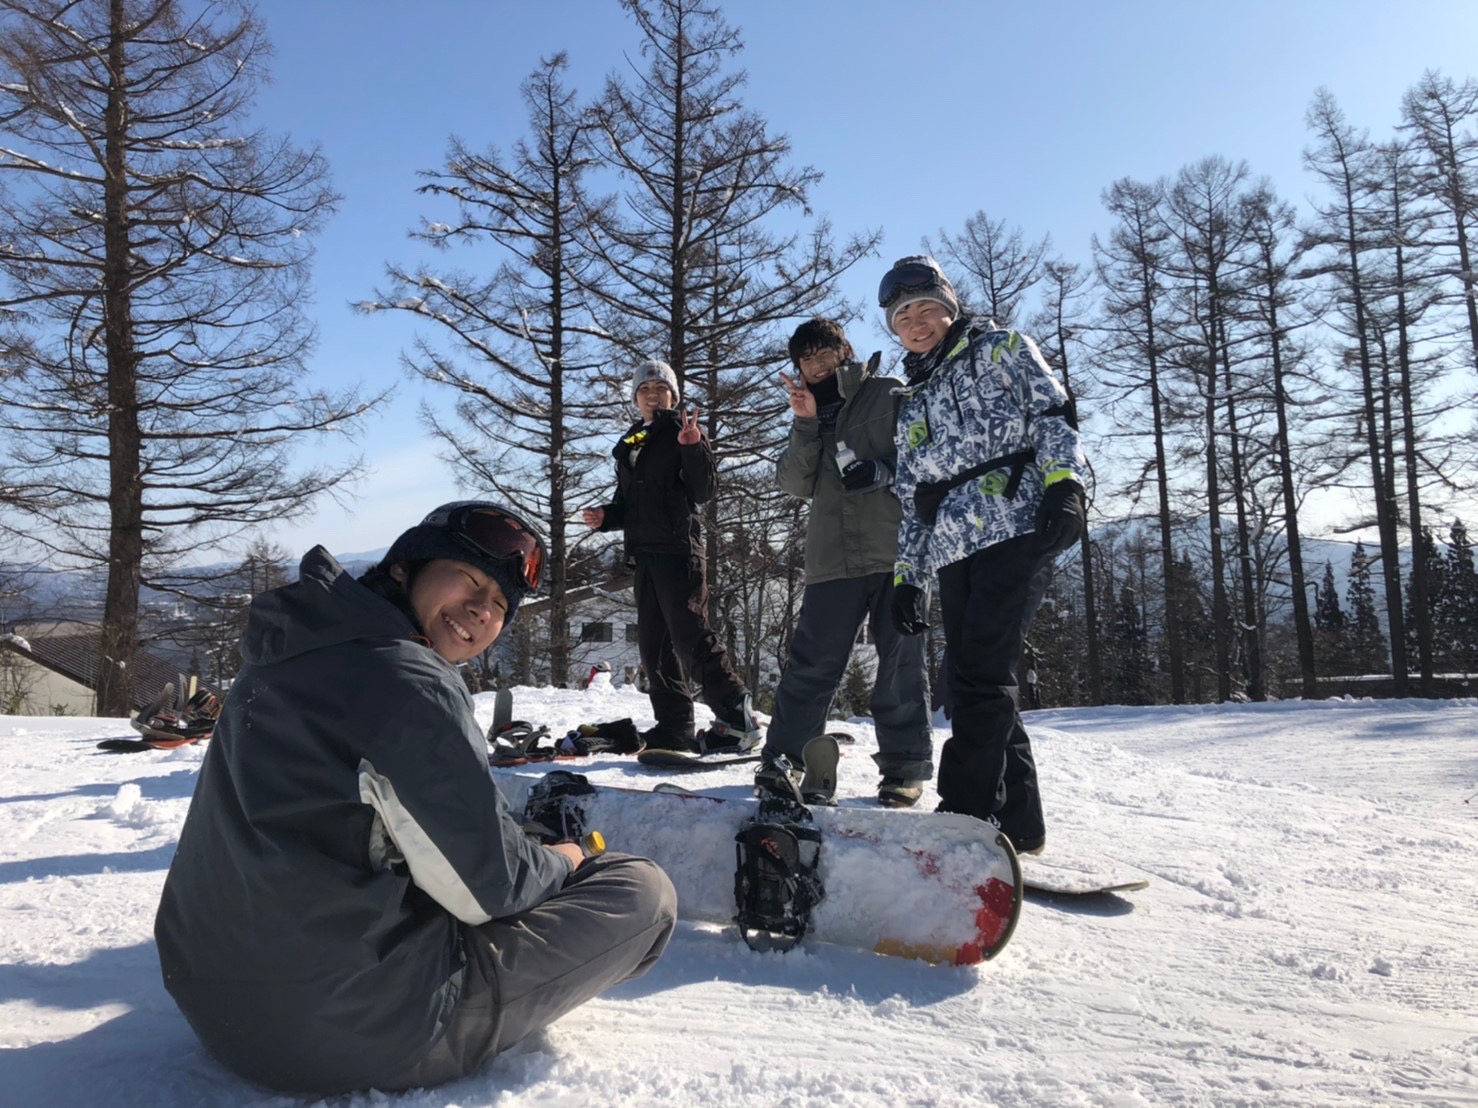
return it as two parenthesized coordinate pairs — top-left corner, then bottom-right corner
(734, 796), (825, 952)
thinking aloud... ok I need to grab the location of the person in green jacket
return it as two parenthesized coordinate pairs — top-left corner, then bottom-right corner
(756, 318), (934, 807)
(155, 502), (676, 1095)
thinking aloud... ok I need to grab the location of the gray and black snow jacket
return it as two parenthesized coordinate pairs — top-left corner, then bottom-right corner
(776, 357), (904, 584)
(893, 317), (1086, 588)
(153, 546), (571, 1094)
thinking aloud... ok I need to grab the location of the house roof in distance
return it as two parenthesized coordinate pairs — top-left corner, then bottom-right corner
(0, 631), (205, 713)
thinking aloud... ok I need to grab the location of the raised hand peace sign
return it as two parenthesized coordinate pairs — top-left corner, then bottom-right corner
(677, 406), (702, 445)
(779, 371), (816, 420)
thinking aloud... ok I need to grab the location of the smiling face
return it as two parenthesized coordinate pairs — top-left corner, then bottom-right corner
(393, 558), (508, 662)
(635, 380), (675, 421)
(890, 299), (957, 354)
(796, 346), (843, 386)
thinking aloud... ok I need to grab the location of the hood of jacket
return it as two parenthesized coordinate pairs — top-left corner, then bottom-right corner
(834, 354), (873, 402)
(239, 545), (415, 668)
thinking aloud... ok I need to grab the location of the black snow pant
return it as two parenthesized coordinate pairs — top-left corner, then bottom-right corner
(633, 551), (747, 729)
(935, 534), (1053, 851)
(762, 572), (933, 780)
(382, 853), (676, 1091)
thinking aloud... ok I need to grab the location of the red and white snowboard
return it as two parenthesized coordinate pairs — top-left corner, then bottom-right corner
(492, 767), (1022, 966)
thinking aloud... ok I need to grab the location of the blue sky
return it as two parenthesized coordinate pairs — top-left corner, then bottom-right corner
(239, 0), (1478, 561)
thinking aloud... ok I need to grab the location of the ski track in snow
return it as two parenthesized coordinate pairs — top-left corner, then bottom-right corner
(1, 690), (1476, 1107)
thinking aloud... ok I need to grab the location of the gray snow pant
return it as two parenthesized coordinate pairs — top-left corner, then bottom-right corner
(763, 572), (934, 780)
(382, 853), (676, 1091)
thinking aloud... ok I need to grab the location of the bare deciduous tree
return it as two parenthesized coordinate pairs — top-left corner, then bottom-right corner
(580, 0), (879, 664)
(363, 53), (611, 685)
(0, 0), (382, 713)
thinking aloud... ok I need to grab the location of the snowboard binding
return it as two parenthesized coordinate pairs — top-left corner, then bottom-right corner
(522, 770), (596, 844)
(489, 719), (552, 761)
(733, 794), (825, 953)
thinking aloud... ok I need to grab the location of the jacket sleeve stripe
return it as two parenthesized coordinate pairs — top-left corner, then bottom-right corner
(358, 757), (497, 925)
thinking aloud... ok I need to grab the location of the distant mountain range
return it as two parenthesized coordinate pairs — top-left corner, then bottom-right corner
(3, 534), (1412, 629)
(3, 548), (388, 620)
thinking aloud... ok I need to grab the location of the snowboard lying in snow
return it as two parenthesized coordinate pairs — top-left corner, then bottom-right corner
(1019, 845), (1149, 897)
(492, 767), (1023, 966)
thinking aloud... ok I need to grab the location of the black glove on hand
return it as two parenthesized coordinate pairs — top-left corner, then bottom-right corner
(891, 583), (930, 635)
(1035, 480), (1086, 556)
(841, 457), (892, 493)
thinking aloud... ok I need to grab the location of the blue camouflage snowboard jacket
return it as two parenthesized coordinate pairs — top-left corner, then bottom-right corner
(893, 317), (1086, 588)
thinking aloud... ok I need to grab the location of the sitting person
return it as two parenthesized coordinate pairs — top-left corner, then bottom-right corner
(154, 501), (676, 1095)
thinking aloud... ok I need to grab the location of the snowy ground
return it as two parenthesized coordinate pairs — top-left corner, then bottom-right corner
(2, 685), (1476, 1107)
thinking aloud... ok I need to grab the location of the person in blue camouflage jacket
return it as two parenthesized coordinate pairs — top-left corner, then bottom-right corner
(880, 254), (1088, 855)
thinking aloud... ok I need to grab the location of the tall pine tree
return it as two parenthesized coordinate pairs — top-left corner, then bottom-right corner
(1345, 541), (1389, 675)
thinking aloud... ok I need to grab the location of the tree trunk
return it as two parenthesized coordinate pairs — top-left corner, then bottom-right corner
(1261, 242), (1318, 697)
(95, 0), (143, 717)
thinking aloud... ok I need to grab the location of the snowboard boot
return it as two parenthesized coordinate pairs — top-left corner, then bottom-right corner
(1011, 834), (1046, 857)
(798, 735), (840, 806)
(706, 691), (762, 751)
(754, 754), (804, 803)
(877, 777), (925, 809)
(638, 721), (697, 754)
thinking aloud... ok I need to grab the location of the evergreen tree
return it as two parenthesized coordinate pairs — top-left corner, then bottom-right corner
(1105, 584), (1151, 706)
(1404, 527), (1446, 669)
(1313, 559), (1352, 677)
(1441, 520), (1478, 673)
(1170, 549), (1218, 703)
(1345, 541), (1388, 674)
(837, 651), (874, 721)
(1314, 561), (1346, 634)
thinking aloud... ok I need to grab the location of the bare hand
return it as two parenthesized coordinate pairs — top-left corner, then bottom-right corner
(677, 406), (702, 445)
(780, 372), (816, 420)
(581, 506), (605, 530)
(545, 841), (585, 867)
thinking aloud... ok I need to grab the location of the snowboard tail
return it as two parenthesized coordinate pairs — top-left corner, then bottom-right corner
(1020, 848), (1149, 897)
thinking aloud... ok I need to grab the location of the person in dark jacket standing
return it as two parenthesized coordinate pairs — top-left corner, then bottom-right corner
(154, 502), (676, 1095)
(756, 318), (933, 807)
(880, 255), (1088, 856)
(582, 360), (758, 752)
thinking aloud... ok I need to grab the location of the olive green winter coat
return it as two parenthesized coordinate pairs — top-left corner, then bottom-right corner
(776, 357), (903, 584)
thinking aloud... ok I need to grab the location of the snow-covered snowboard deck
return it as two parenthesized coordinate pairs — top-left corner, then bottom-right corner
(1020, 846), (1149, 897)
(492, 768), (1022, 965)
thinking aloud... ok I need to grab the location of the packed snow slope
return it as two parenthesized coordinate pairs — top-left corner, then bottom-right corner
(2, 686), (1475, 1107)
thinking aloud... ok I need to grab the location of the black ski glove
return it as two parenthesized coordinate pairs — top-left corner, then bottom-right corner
(1035, 480), (1086, 556)
(892, 583), (930, 635)
(841, 458), (892, 494)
